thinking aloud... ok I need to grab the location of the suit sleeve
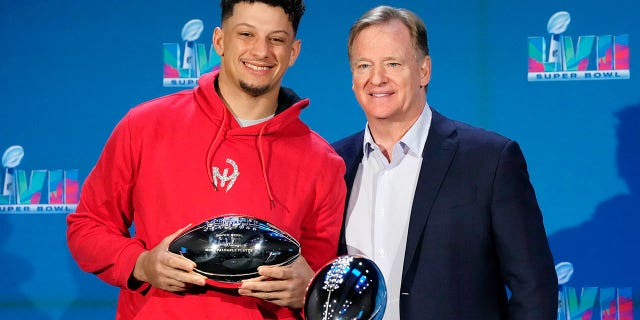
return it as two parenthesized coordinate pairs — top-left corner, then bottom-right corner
(66, 112), (147, 290)
(491, 141), (558, 320)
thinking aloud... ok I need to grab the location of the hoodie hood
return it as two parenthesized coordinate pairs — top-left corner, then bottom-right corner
(193, 70), (309, 136)
(194, 70), (310, 207)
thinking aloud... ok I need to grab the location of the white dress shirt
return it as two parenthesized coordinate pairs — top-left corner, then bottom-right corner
(345, 105), (432, 320)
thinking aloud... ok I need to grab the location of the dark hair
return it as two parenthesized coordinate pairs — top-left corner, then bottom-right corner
(348, 6), (429, 60)
(220, 0), (306, 34)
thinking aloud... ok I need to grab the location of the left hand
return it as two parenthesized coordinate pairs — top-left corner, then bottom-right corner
(238, 256), (315, 309)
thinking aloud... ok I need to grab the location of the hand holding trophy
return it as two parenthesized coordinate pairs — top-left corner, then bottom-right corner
(168, 214), (301, 288)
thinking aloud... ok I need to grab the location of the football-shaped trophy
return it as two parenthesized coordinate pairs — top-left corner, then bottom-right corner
(168, 215), (300, 288)
(304, 255), (387, 320)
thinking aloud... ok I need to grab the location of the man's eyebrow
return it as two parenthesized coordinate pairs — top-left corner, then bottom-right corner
(233, 22), (292, 36)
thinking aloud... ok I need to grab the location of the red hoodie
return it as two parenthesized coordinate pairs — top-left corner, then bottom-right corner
(66, 71), (346, 319)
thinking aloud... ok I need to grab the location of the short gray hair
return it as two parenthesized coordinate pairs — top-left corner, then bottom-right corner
(347, 6), (429, 60)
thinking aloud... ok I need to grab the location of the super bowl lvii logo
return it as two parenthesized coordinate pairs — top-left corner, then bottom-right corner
(163, 19), (221, 87)
(528, 11), (630, 81)
(556, 262), (633, 319)
(0, 145), (78, 214)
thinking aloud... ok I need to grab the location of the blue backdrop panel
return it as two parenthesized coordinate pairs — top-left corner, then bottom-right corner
(1, 0), (638, 319)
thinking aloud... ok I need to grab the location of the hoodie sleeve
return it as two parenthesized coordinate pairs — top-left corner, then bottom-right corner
(299, 154), (347, 271)
(66, 111), (146, 290)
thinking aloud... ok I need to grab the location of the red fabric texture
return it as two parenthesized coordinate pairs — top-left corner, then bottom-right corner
(66, 70), (346, 319)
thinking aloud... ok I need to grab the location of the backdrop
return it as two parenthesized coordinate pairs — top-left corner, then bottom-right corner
(1, 0), (638, 319)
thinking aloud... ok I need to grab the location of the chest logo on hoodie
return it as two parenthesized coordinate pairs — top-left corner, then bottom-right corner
(212, 158), (240, 192)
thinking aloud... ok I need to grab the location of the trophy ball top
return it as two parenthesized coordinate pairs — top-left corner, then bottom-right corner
(2, 145), (25, 169)
(547, 11), (571, 35)
(304, 255), (387, 320)
(555, 261), (574, 285)
(182, 19), (205, 42)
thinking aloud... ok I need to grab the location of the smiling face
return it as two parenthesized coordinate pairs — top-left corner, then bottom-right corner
(350, 19), (431, 125)
(213, 2), (300, 98)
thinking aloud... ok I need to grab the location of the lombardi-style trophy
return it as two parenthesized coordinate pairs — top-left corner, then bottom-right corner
(546, 11), (571, 71)
(2, 145), (25, 204)
(555, 261), (574, 320)
(181, 19), (205, 77)
(304, 255), (387, 320)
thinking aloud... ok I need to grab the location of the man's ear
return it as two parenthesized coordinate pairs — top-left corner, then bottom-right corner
(288, 39), (302, 67)
(213, 27), (224, 56)
(419, 55), (432, 88)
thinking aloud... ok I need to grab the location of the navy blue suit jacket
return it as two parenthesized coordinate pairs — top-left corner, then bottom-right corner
(332, 108), (558, 319)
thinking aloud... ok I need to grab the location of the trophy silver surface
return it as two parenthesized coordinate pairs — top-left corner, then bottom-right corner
(304, 255), (387, 320)
(168, 214), (300, 288)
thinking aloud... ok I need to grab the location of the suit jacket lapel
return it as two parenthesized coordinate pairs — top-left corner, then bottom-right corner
(402, 109), (458, 282)
(337, 131), (365, 255)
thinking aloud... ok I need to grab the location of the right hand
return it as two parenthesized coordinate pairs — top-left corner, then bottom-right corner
(132, 224), (207, 292)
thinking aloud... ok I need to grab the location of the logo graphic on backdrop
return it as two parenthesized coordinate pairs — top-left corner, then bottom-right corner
(555, 262), (633, 319)
(0, 145), (78, 214)
(528, 11), (630, 81)
(163, 19), (221, 87)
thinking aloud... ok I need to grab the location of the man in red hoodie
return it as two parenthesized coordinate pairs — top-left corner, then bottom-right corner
(66, 1), (346, 319)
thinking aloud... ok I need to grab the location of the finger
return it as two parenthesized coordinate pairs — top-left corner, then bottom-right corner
(240, 278), (287, 292)
(161, 225), (199, 271)
(164, 282), (191, 292)
(261, 292), (279, 301)
(166, 251), (198, 271)
(160, 224), (193, 248)
(184, 270), (207, 286)
(258, 265), (290, 280)
(237, 287), (254, 296)
(165, 267), (207, 286)
(239, 288), (284, 300)
(157, 248), (197, 273)
(241, 274), (270, 283)
(151, 254), (205, 287)
(164, 277), (191, 291)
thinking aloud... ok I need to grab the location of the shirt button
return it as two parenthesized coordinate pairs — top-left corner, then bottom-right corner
(377, 249), (385, 257)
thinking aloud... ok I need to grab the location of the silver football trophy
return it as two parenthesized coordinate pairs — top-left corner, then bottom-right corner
(168, 214), (301, 288)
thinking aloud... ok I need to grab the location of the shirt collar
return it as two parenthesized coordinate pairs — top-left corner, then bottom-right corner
(362, 102), (432, 159)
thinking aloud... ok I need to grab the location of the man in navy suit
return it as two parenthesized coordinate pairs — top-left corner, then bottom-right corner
(332, 6), (558, 319)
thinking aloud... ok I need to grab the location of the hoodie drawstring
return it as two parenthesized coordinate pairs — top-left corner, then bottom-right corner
(258, 124), (276, 208)
(206, 109), (275, 209)
(206, 107), (227, 190)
